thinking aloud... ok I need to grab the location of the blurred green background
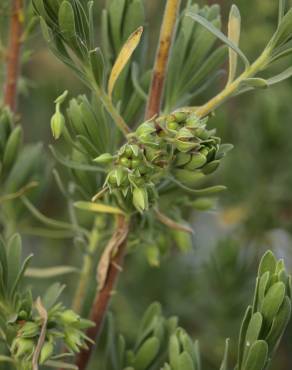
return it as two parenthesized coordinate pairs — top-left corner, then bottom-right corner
(2, 0), (292, 369)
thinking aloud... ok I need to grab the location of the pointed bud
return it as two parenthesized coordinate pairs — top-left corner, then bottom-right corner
(39, 341), (54, 364)
(50, 111), (65, 139)
(94, 153), (114, 164)
(59, 309), (80, 325)
(19, 321), (39, 338)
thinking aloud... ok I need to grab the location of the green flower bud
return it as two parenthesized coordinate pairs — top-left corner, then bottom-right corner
(173, 169), (205, 187)
(133, 187), (148, 212)
(108, 171), (117, 185)
(12, 338), (35, 359)
(64, 328), (83, 353)
(123, 145), (133, 158)
(167, 121), (179, 131)
(174, 153), (192, 167)
(19, 321), (39, 338)
(202, 160), (220, 174)
(50, 111), (65, 139)
(175, 140), (199, 153)
(59, 309), (80, 325)
(173, 111), (188, 122)
(94, 153), (114, 164)
(184, 152), (207, 170)
(185, 115), (200, 128)
(131, 159), (141, 169)
(195, 127), (210, 140)
(39, 341), (54, 364)
(135, 121), (156, 137)
(120, 157), (131, 167)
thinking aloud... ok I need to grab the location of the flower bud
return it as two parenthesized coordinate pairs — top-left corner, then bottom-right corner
(19, 321), (39, 338)
(40, 341), (54, 364)
(59, 309), (80, 325)
(50, 111), (65, 139)
(94, 153), (114, 164)
(133, 187), (148, 212)
(173, 111), (188, 122)
(120, 157), (131, 167)
(174, 153), (192, 167)
(12, 337), (35, 359)
(184, 153), (207, 170)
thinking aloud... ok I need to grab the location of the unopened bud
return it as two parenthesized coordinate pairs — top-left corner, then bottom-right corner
(40, 341), (54, 364)
(50, 111), (65, 139)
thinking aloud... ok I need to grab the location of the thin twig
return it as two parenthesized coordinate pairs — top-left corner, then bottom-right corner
(32, 298), (48, 370)
(75, 215), (130, 370)
(145, 0), (181, 119)
(4, 0), (23, 112)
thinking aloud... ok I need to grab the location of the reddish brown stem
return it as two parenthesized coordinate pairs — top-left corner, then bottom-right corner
(145, 0), (181, 120)
(4, 0), (23, 112)
(75, 215), (130, 370)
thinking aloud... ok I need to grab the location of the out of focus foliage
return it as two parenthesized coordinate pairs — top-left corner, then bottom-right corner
(1, 0), (292, 369)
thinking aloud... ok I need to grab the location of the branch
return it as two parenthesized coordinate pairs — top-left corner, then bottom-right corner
(75, 215), (130, 370)
(3, 0), (23, 112)
(145, 0), (181, 119)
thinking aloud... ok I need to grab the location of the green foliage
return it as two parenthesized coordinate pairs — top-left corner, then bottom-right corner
(0, 234), (92, 369)
(1, 0), (292, 369)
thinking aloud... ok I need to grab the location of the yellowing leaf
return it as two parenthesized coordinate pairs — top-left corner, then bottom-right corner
(227, 5), (241, 85)
(108, 26), (143, 99)
(74, 201), (125, 215)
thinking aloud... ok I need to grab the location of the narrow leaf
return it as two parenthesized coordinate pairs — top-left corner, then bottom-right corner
(227, 5), (241, 84)
(186, 11), (249, 68)
(108, 26), (143, 99)
(25, 266), (78, 278)
(74, 201), (125, 215)
(267, 66), (292, 85)
(279, 0), (286, 25)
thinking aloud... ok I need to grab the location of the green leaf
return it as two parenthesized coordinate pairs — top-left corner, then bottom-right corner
(267, 8), (292, 50)
(2, 126), (23, 175)
(25, 266), (78, 278)
(7, 234), (22, 292)
(261, 282), (286, 326)
(242, 340), (268, 370)
(42, 283), (65, 310)
(58, 0), (82, 57)
(134, 337), (160, 370)
(49, 146), (105, 172)
(0, 238), (8, 289)
(241, 78), (268, 89)
(257, 272), (271, 308)
(258, 250), (277, 277)
(169, 335), (180, 368)
(266, 296), (291, 350)
(10, 254), (33, 299)
(279, 0), (286, 25)
(178, 351), (194, 370)
(44, 361), (78, 369)
(108, 0), (127, 53)
(186, 11), (249, 68)
(74, 201), (125, 215)
(267, 66), (292, 85)
(220, 339), (229, 370)
(89, 48), (105, 87)
(237, 306), (252, 369)
(227, 5), (241, 84)
(244, 312), (263, 360)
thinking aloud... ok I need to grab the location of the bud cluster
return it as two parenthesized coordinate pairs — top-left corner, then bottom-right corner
(96, 111), (230, 213)
(11, 306), (93, 366)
